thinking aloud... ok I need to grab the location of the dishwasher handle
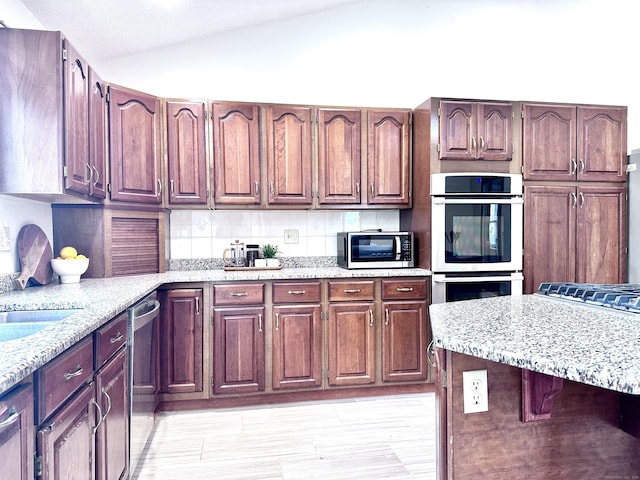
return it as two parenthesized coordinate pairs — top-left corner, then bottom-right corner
(131, 299), (160, 331)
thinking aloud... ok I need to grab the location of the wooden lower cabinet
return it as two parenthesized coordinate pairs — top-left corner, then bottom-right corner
(213, 306), (265, 394)
(0, 384), (34, 480)
(159, 288), (203, 394)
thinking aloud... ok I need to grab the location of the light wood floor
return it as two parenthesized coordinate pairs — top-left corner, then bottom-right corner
(133, 393), (436, 479)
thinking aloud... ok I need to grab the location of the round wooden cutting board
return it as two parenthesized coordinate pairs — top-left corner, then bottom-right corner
(15, 224), (54, 289)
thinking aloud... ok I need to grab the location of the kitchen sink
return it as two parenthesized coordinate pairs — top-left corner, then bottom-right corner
(0, 309), (80, 342)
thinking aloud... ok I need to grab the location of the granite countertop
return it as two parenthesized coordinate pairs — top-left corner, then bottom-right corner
(0, 267), (430, 396)
(429, 294), (640, 395)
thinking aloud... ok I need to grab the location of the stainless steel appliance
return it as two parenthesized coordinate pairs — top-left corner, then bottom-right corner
(537, 282), (640, 313)
(431, 173), (523, 272)
(337, 231), (414, 269)
(432, 272), (523, 304)
(128, 292), (160, 477)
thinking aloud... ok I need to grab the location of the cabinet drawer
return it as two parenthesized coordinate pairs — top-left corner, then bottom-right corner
(328, 280), (375, 301)
(272, 282), (321, 304)
(94, 311), (128, 367)
(36, 335), (93, 423)
(382, 278), (428, 300)
(213, 283), (264, 305)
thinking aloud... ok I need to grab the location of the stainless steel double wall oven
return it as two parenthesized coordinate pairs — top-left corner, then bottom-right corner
(430, 173), (524, 303)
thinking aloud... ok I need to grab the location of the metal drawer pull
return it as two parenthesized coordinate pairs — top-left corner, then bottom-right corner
(91, 398), (103, 435)
(110, 332), (124, 344)
(63, 365), (84, 381)
(0, 409), (18, 431)
(369, 310), (374, 327)
(343, 289), (361, 294)
(231, 292), (248, 297)
(287, 290), (306, 295)
(275, 312), (280, 331)
(385, 308), (390, 326)
(396, 287), (414, 292)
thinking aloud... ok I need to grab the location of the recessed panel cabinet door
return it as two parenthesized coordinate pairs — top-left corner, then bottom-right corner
(476, 102), (512, 161)
(166, 101), (207, 205)
(212, 102), (261, 205)
(438, 101), (475, 161)
(108, 85), (162, 203)
(367, 110), (411, 206)
(382, 301), (428, 382)
(266, 105), (313, 205)
(0, 384), (34, 480)
(317, 108), (362, 205)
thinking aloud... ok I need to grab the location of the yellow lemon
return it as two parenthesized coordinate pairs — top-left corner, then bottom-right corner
(59, 246), (78, 259)
(75, 254), (87, 260)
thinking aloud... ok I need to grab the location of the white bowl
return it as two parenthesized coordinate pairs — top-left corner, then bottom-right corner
(51, 258), (90, 284)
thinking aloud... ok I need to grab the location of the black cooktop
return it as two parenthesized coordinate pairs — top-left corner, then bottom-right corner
(538, 282), (640, 314)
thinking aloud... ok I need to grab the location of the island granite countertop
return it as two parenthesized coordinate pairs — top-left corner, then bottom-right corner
(0, 267), (430, 395)
(429, 294), (640, 395)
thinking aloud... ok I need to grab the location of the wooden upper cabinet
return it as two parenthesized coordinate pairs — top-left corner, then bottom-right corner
(107, 85), (162, 203)
(523, 103), (627, 182)
(439, 100), (512, 161)
(211, 102), (261, 205)
(88, 68), (107, 199)
(317, 108), (362, 205)
(265, 105), (313, 205)
(577, 106), (627, 182)
(166, 101), (207, 205)
(367, 109), (411, 206)
(63, 40), (90, 196)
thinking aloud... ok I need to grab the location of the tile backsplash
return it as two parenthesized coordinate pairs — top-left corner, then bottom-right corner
(169, 209), (400, 259)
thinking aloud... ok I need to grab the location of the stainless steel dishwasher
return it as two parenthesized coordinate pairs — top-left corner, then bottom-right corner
(128, 291), (160, 478)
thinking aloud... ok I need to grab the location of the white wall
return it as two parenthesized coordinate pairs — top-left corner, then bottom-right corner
(2, 0), (639, 269)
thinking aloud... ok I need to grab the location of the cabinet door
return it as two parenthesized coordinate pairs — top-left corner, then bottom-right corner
(266, 105), (313, 205)
(367, 110), (411, 205)
(272, 304), (322, 390)
(166, 101), (208, 205)
(523, 185), (576, 294)
(108, 85), (162, 203)
(95, 349), (128, 480)
(317, 108), (362, 205)
(213, 307), (265, 394)
(0, 384), (34, 480)
(576, 186), (627, 284)
(476, 102), (512, 161)
(438, 101), (475, 160)
(37, 383), (95, 480)
(328, 302), (376, 386)
(88, 67), (107, 199)
(63, 40), (90, 196)
(159, 289), (203, 394)
(212, 102), (261, 205)
(577, 106), (627, 182)
(522, 103), (576, 181)
(382, 301), (428, 382)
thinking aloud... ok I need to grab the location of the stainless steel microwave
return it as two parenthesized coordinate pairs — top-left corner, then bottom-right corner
(337, 231), (415, 269)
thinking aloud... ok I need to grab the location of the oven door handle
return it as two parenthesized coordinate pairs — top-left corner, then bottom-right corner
(432, 197), (524, 205)
(432, 273), (523, 283)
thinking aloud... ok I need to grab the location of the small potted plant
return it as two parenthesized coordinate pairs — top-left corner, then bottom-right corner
(261, 243), (280, 267)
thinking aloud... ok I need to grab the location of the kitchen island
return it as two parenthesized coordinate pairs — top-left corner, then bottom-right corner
(429, 294), (640, 479)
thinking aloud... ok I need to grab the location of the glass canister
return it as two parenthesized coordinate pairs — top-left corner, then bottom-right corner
(246, 244), (260, 267)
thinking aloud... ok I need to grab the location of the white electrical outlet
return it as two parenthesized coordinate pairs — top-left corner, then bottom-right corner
(462, 369), (488, 413)
(284, 229), (299, 244)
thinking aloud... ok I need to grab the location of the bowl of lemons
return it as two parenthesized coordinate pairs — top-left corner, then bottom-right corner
(51, 246), (90, 284)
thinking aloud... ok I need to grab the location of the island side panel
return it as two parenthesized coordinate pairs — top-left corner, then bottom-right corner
(440, 350), (640, 479)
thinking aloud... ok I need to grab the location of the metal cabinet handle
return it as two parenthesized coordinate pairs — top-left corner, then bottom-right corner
(343, 289), (361, 294)
(86, 164), (93, 185)
(370, 183), (375, 196)
(71, 59), (86, 79)
(63, 365), (83, 381)
(369, 309), (374, 327)
(275, 312), (280, 331)
(0, 409), (19, 431)
(287, 290), (305, 295)
(480, 136), (486, 152)
(579, 158), (585, 174)
(92, 166), (100, 187)
(571, 192), (577, 208)
(91, 398), (103, 435)
(579, 191), (585, 208)
(255, 181), (260, 196)
(231, 292), (248, 297)
(156, 179), (162, 197)
(270, 181), (275, 197)
(427, 339), (435, 367)
(170, 179), (175, 197)
(471, 136), (477, 155)
(355, 182), (360, 194)
(195, 296), (200, 315)
(258, 313), (263, 333)
(396, 287), (414, 292)
(570, 158), (577, 175)
(385, 308), (390, 326)
(101, 388), (112, 420)
(109, 332), (124, 344)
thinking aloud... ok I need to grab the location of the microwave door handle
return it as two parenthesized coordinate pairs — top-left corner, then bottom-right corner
(395, 236), (401, 260)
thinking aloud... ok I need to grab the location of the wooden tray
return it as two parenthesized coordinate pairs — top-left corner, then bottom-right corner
(224, 266), (282, 271)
